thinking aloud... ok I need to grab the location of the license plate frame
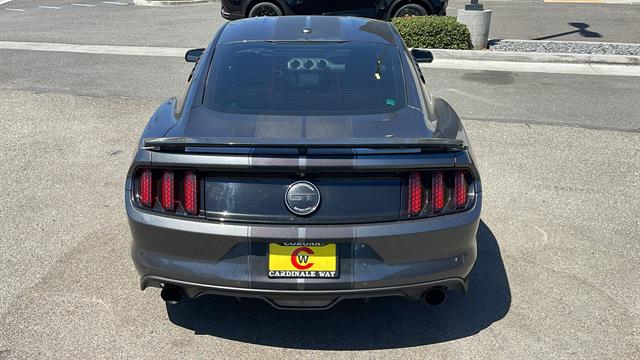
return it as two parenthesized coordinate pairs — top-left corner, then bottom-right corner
(268, 243), (339, 279)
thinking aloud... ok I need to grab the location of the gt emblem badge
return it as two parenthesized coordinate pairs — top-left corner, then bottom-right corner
(285, 181), (320, 216)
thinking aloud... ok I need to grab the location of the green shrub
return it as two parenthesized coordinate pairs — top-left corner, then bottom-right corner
(392, 16), (472, 50)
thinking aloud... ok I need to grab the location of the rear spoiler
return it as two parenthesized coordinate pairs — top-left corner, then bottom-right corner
(143, 137), (467, 153)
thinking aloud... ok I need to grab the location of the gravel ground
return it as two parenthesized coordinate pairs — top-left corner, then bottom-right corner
(490, 40), (640, 56)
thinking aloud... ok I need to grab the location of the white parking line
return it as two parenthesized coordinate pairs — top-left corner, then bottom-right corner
(0, 0), (15, 5)
(101, 1), (128, 5)
(71, 3), (96, 6)
(38, 6), (62, 9)
(0, 41), (189, 57)
(0, 40), (638, 77)
(5, 8), (24, 11)
(423, 59), (640, 77)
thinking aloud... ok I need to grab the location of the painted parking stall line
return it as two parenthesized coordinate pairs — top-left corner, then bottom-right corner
(38, 6), (62, 9)
(0, 41), (190, 57)
(101, 1), (128, 5)
(5, 8), (23, 11)
(71, 3), (96, 6)
(423, 59), (640, 77)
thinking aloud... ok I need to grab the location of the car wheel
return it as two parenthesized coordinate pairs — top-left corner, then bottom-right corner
(393, 4), (428, 17)
(248, 2), (283, 17)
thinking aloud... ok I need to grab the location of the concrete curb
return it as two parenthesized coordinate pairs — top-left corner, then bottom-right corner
(133, 0), (213, 6)
(493, 39), (640, 47)
(423, 48), (640, 66)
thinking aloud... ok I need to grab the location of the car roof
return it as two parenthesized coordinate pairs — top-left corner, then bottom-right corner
(217, 16), (397, 45)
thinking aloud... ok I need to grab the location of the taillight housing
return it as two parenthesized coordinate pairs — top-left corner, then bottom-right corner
(454, 170), (468, 209)
(405, 169), (474, 218)
(133, 168), (200, 217)
(182, 171), (198, 215)
(408, 172), (423, 216)
(160, 170), (175, 212)
(432, 171), (445, 212)
(137, 169), (153, 208)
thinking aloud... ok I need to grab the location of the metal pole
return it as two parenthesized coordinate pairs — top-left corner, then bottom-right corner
(465, 0), (484, 11)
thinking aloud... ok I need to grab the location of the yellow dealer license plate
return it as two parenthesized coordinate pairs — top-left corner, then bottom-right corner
(268, 243), (338, 278)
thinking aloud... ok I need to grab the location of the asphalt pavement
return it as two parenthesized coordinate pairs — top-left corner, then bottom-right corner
(0, 2), (639, 359)
(1, 0), (639, 46)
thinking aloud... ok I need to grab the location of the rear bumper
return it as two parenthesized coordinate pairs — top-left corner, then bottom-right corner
(127, 192), (481, 309)
(143, 275), (466, 310)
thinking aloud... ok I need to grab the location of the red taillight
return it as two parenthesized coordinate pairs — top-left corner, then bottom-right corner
(138, 169), (153, 208)
(454, 170), (468, 208)
(135, 168), (199, 216)
(160, 170), (175, 211)
(405, 169), (474, 219)
(183, 171), (198, 215)
(408, 172), (423, 216)
(432, 171), (445, 211)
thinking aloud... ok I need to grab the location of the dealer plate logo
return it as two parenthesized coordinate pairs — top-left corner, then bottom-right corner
(285, 181), (320, 216)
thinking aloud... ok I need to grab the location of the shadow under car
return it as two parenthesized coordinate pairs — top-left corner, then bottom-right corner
(165, 220), (511, 350)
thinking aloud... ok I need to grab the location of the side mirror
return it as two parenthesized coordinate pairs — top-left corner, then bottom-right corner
(411, 49), (433, 63)
(185, 48), (205, 63)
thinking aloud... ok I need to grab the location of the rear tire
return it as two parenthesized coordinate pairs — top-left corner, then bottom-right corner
(248, 2), (283, 17)
(392, 4), (428, 18)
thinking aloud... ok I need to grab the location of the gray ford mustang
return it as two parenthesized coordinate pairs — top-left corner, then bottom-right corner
(125, 16), (482, 310)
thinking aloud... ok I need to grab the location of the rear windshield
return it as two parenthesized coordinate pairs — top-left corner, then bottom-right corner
(204, 41), (406, 116)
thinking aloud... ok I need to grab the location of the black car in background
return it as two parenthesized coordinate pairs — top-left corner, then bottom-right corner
(221, 0), (447, 20)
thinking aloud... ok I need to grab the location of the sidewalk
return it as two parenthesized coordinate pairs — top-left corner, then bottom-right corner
(447, 0), (640, 44)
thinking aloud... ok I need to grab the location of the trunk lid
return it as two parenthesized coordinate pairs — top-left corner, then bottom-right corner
(204, 173), (402, 224)
(164, 106), (436, 141)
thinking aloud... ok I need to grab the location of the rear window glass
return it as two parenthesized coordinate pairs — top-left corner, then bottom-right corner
(204, 41), (406, 116)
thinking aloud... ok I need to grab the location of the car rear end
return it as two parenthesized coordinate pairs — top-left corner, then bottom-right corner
(126, 16), (481, 309)
(126, 143), (481, 309)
